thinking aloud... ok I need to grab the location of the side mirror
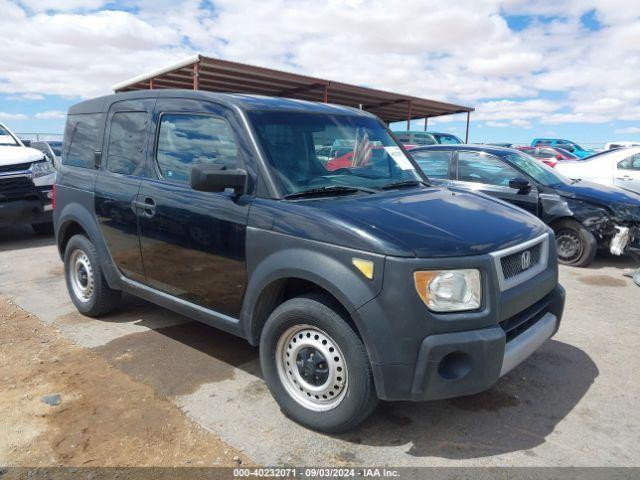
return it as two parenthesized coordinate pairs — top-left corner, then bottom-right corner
(509, 177), (532, 194)
(191, 164), (246, 194)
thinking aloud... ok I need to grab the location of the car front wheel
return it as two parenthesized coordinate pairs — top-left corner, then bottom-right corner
(553, 219), (597, 267)
(260, 294), (378, 433)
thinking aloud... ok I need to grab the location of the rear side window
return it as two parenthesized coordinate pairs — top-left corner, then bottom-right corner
(106, 111), (149, 175)
(63, 113), (102, 168)
(156, 113), (239, 184)
(411, 150), (451, 178)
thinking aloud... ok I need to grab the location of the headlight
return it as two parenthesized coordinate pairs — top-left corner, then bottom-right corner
(31, 159), (54, 177)
(414, 269), (481, 312)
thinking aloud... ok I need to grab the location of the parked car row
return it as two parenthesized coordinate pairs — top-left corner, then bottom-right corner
(0, 122), (56, 233)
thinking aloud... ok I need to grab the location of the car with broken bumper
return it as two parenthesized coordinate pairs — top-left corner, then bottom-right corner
(54, 90), (565, 432)
(410, 145), (640, 267)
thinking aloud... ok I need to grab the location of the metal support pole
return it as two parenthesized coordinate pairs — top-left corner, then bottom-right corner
(149, 77), (154, 90)
(424, 117), (428, 131)
(193, 62), (200, 90)
(406, 100), (412, 130)
(465, 112), (470, 143)
(323, 84), (328, 103)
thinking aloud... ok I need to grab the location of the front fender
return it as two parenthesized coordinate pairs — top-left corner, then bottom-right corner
(240, 227), (385, 343)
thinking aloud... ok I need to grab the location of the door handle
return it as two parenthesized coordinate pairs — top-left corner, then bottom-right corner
(616, 176), (632, 181)
(132, 197), (156, 217)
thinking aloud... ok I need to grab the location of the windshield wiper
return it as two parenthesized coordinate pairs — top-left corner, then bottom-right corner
(379, 179), (429, 190)
(284, 185), (377, 200)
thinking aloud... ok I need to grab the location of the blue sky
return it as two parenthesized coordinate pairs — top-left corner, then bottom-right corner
(2, 0), (640, 147)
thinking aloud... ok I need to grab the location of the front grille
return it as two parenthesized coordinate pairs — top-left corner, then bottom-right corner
(500, 296), (549, 342)
(0, 163), (30, 174)
(500, 242), (542, 280)
(0, 176), (39, 202)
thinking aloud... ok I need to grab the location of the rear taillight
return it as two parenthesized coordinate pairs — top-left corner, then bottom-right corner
(51, 184), (56, 210)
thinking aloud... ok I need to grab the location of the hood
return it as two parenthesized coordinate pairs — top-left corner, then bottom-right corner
(0, 145), (46, 167)
(261, 187), (548, 258)
(553, 180), (640, 221)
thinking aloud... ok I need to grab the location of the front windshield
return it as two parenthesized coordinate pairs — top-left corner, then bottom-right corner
(434, 133), (462, 144)
(249, 111), (422, 196)
(0, 125), (19, 146)
(504, 151), (571, 187)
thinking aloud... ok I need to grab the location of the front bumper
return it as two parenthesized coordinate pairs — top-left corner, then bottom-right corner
(0, 198), (52, 228)
(351, 232), (565, 401)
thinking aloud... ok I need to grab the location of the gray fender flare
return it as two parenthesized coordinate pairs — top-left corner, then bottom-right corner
(240, 246), (384, 345)
(56, 202), (122, 289)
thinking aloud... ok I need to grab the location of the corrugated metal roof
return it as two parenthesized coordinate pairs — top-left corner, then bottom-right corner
(113, 54), (473, 124)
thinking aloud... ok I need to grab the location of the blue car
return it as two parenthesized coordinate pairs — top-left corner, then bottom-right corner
(530, 138), (595, 158)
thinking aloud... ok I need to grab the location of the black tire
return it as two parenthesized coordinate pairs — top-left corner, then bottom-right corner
(63, 234), (121, 317)
(553, 219), (597, 267)
(260, 294), (378, 433)
(31, 222), (54, 235)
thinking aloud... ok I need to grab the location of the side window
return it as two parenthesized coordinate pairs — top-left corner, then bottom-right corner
(535, 139), (551, 146)
(396, 134), (411, 143)
(106, 111), (149, 175)
(63, 113), (101, 168)
(156, 113), (239, 184)
(457, 151), (521, 187)
(411, 150), (451, 179)
(618, 154), (640, 171)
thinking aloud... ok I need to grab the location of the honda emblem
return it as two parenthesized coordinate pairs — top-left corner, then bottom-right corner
(521, 250), (531, 270)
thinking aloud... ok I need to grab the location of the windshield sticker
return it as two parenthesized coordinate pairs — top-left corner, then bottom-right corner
(385, 146), (414, 170)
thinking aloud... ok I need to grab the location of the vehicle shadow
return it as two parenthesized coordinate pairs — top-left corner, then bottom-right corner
(338, 339), (597, 459)
(589, 251), (640, 271)
(0, 225), (55, 252)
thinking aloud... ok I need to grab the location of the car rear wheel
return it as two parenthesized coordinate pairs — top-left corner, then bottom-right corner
(260, 294), (378, 433)
(553, 219), (597, 267)
(64, 234), (121, 316)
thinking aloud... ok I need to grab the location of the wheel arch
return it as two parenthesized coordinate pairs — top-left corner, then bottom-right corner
(240, 246), (384, 347)
(55, 202), (122, 289)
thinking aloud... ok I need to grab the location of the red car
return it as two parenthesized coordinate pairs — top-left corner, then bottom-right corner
(516, 146), (580, 168)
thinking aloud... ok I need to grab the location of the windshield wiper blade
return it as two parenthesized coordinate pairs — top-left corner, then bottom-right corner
(379, 180), (429, 190)
(284, 185), (377, 200)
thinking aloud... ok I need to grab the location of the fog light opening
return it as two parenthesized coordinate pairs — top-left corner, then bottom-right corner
(438, 351), (472, 380)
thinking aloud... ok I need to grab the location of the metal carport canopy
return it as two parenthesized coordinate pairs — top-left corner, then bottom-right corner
(112, 54), (474, 133)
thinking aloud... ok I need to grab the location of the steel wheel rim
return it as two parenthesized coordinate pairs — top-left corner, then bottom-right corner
(275, 324), (348, 412)
(69, 249), (94, 303)
(556, 230), (583, 262)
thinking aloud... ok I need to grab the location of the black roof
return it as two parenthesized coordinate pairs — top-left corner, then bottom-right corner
(409, 144), (517, 156)
(68, 89), (376, 118)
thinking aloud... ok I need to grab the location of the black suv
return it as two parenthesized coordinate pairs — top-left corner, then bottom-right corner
(54, 90), (565, 432)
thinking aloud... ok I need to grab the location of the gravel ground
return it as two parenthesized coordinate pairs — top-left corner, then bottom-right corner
(0, 225), (639, 467)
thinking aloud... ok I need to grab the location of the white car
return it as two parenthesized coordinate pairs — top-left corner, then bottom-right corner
(556, 146), (640, 194)
(605, 141), (640, 150)
(0, 122), (56, 233)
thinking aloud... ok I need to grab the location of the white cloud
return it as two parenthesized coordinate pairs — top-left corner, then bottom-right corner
(35, 110), (67, 119)
(0, 112), (28, 121)
(615, 127), (640, 134)
(1, 0), (640, 129)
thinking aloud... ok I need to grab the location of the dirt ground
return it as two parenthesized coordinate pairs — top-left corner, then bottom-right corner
(0, 296), (248, 467)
